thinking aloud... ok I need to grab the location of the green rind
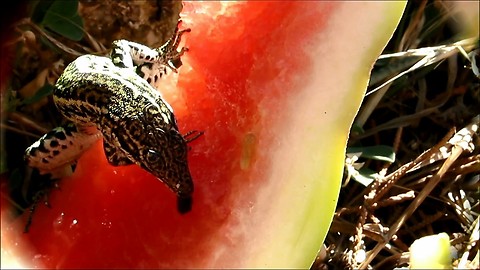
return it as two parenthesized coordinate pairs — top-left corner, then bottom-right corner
(246, 2), (407, 268)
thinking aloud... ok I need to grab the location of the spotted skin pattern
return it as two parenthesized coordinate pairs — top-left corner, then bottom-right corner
(24, 22), (197, 212)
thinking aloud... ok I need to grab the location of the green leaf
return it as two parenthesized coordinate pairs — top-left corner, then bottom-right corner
(347, 145), (396, 163)
(350, 166), (377, 186)
(21, 84), (54, 105)
(30, 0), (54, 24)
(40, 0), (84, 41)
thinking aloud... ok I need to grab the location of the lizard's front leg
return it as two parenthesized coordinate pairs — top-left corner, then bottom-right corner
(25, 123), (103, 179)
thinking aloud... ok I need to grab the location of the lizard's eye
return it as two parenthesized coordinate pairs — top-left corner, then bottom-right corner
(146, 149), (161, 164)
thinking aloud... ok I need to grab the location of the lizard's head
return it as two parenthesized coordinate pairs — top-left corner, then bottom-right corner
(135, 125), (194, 213)
(112, 100), (196, 213)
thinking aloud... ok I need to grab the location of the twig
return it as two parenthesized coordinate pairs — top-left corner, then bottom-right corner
(359, 115), (479, 269)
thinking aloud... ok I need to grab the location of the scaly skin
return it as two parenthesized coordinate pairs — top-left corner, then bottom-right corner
(25, 22), (196, 212)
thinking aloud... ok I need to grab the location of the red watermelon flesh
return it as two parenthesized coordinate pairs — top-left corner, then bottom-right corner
(1, 2), (405, 268)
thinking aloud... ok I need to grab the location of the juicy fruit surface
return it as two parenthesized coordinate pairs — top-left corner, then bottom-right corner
(12, 2), (336, 268)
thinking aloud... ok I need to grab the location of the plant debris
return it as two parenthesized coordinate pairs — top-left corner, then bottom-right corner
(315, 1), (479, 269)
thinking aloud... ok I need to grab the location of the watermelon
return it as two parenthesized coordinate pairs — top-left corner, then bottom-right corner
(1, 1), (406, 268)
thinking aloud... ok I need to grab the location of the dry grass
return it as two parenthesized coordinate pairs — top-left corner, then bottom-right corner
(316, 1), (479, 269)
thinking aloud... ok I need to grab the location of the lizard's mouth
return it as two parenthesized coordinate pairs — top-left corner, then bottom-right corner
(177, 195), (193, 213)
